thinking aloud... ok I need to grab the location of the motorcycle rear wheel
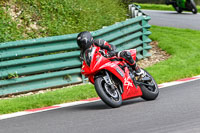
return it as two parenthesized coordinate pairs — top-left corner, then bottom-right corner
(95, 76), (122, 108)
(139, 69), (159, 101)
(190, 0), (198, 14)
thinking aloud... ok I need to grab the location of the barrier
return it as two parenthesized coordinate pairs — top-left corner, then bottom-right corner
(0, 10), (151, 96)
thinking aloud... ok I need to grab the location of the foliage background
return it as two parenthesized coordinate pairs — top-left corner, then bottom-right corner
(0, 0), (127, 43)
(128, 0), (200, 5)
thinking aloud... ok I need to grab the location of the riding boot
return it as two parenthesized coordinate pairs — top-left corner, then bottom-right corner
(134, 66), (146, 77)
(118, 50), (146, 77)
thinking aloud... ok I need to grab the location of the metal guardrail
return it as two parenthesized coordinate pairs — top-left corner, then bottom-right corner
(129, 4), (147, 18)
(0, 13), (151, 96)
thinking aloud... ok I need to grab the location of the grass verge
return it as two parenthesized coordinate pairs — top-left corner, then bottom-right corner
(147, 26), (200, 83)
(1, 26), (200, 115)
(135, 3), (200, 12)
(0, 84), (98, 115)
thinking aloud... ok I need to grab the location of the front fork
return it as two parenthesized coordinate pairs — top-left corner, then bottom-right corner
(103, 71), (123, 94)
(103, 71), (115, 89)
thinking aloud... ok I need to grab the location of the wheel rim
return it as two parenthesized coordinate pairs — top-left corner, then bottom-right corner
(101, 79), (120, 101)
(192, 8), (196, 12)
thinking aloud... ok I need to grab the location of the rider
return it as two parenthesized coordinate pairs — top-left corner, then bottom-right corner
(77, 31), (146, 77)
(166, 0), (189, 5)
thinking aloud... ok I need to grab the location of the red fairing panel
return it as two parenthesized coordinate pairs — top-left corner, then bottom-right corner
(81, 46), (142, 100)
(121, 67), (142, 100)
(82, 58), (125, 84)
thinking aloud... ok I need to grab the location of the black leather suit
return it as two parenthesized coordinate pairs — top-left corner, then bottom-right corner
(93, 39), (140, 72)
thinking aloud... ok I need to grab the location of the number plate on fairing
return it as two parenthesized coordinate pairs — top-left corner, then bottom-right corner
(116, 67), (124, 77)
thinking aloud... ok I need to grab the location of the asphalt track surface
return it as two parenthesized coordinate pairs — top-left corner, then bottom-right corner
(1, 79), (200, 133)
(143, 10), (200, 30)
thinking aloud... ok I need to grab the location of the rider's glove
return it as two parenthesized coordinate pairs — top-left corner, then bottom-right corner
(108, 51), (117, 57)
(110, 44), (116, 51)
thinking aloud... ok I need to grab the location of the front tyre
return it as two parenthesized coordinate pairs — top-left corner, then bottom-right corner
(94, 77), (122, 108)
(173, 4), (183, 13)
(140, 69), (159, 101)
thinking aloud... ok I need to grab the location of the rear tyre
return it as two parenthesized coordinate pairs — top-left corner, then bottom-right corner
(190, 0), (198, 14)
(95, 77), (122, 108)
(140, 69), (159, 101)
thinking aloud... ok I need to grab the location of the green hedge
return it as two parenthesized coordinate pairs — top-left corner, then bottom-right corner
(0, 0), (127, 43)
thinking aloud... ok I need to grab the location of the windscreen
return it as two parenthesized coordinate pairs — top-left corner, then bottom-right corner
(84, 47), (96, 67)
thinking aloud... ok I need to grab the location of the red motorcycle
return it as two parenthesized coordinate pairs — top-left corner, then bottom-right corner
(81, 45), (159, 107)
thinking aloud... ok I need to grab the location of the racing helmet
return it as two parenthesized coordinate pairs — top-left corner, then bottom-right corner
(77, 31), (93, 51)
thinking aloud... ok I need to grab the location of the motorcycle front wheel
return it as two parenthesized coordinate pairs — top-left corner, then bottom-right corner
(173, 4), (183, 13)
(94, 76), (122, 108)
(139, 69), (159, 101)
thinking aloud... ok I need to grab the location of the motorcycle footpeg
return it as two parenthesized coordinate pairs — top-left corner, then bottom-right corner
(141, 76), (152, 82)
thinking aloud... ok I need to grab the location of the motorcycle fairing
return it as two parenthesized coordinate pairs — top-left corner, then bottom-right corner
(177, 0), (186, 8)
(81, 46), (142, 100)
(121, 66), (142, 100)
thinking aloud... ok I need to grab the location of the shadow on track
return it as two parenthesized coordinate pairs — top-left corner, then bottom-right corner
(122, 98), (145, 106)
(67, 98), (145, 111)
(146, 10), (196, 15)
(163, 12), (195, 15)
